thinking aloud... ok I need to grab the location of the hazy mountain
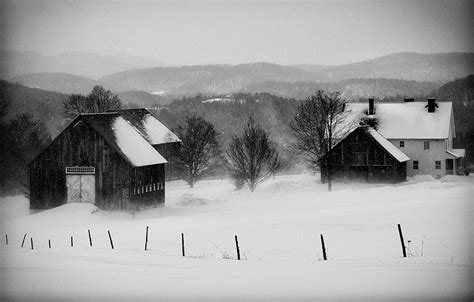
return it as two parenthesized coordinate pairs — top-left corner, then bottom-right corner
(98, 62), (313, 93)
(10, 73), (98, 94)
(293, 52), (474, 83)
(242, 78), (440, 100)
(0, 51), (166, 79)
(0, 80), (68, 136)
(98, 52), (472, 95)
(4, 52), (472, 96)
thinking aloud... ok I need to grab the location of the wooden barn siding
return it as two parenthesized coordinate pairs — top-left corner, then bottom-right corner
(321, 129), (407, 183)
(153, 142), (181, 180)
(29, 119), (165, 210)
(130, 164), (165, 207)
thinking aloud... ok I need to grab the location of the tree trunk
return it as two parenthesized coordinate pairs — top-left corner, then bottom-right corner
(327, 162), (332, 192)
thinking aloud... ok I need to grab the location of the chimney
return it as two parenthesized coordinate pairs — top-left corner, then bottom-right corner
(404, 98), (414, 102)
(426, 98), (437, 113)
(368, 98), (375, 115)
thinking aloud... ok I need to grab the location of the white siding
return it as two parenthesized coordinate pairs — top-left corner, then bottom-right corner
(389, 139), (447, 177)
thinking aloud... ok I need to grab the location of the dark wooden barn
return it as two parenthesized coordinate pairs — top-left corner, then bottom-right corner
(321, 126), (409, 183)
(28, 109), (181, 210)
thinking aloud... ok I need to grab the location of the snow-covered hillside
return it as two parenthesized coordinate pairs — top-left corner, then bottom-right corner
(1, 174), (472, 300)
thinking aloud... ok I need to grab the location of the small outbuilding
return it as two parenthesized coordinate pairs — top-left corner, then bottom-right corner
(28, 109), (181, 210)
(321, 126), (409, 183)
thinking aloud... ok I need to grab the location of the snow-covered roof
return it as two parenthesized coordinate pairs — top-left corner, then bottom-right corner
(366, 128), (410, 162)
(80, 113), (167, 167)
(343, 102), (453, 139)
(446, 149), (465, 158)
(114, 109), (181, 145)
(112, 117), (167, 167)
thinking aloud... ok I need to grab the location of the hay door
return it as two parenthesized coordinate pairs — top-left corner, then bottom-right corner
(66, 167), (96, 204)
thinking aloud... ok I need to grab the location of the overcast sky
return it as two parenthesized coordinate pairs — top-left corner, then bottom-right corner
(1, 0), (472, 66)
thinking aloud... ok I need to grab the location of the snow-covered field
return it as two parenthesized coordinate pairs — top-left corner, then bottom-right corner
(1, 174), (472, 301)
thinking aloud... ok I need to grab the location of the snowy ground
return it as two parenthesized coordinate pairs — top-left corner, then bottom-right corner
(0, 174), (473, 301)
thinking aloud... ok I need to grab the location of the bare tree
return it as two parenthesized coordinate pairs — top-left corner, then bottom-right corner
(290, 90), (350, 191)
(226, 117), (281, 192)
(175, 116), (221, 188)
(63, 85), (121, 119)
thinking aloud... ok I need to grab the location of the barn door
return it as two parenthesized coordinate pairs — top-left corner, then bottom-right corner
(66, 167), (95, 204)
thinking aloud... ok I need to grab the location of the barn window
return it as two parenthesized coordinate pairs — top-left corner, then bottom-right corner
(413, 161), (419, 170)
(66, 167), (95, 174)
(399, 141), (405, 148)
(435, 160), (441, 169)
(424, 141), (430, 150)
(355, 152), (366, 166)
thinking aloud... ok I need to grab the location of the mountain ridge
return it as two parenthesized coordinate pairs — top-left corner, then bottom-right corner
(0, 51), (167, 79)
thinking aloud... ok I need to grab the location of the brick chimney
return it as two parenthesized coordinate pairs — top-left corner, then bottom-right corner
(426, 98), (437, 113)
(404, 98), (414, 102)
(368, 98), (375, 115)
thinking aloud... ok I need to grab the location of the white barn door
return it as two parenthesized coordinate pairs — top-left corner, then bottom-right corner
(66, 167), (95, 204)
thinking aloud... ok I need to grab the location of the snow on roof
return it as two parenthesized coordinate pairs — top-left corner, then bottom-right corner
(344, 102), (453, 139)
(141, 114), (181, 144)
(446, 148), (465, 158)
(115, 109), (181, 145)
(112, 116), (167, 167)
(366, 128), (410, 162)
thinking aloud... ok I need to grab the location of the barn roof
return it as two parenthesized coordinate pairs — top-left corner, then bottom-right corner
(80, 113), (167, 167)
(342, 101), (453, 139)
(325, 126), (410, 163)
(109, 109), (181, 145)
(365, 128), (410, 162)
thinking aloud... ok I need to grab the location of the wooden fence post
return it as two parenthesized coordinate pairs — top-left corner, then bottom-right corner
(70, 236), (74, 247)
(181, 233), (185, 257)
(398, 224), (407, 258)
(320, 234), (327, 261)
(30, 237), (33, 250)
(145, 226), (149, 251)
(48, 239), (51, 249)
(235, 235), (241, 260)
(21, 233), (27, 247)
(108, 230), (114, 249)
(88, 230), (92, 247)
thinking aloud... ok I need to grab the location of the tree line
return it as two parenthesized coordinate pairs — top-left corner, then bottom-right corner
(0, 84), (346, 196)
(171, 90), (346, 192)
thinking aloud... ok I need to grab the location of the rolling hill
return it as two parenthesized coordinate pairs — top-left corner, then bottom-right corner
(0, 80), (68, 135)
(241, 78), (440, 100)
(0, 51), (166, 79)
(97, 52), (472, 95)
(98, 62), (313, 94)
(6, 52), (472, 98)
(10, 73), (98, 94)
(293, 52), (474, 83)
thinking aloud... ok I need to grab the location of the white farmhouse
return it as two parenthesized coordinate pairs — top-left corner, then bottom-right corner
(345, 98), (465, 178)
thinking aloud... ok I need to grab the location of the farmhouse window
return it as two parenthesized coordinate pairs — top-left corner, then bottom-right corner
(424, 141), (430, 150)
(435, 160), (441, 169)
(399, 141), (405, 148)
(413, 161), (419, 170)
